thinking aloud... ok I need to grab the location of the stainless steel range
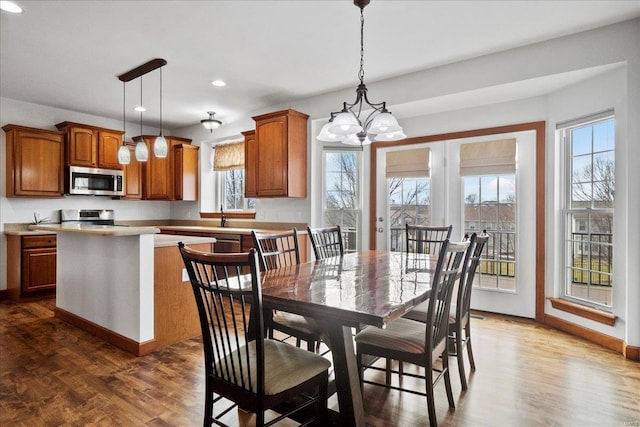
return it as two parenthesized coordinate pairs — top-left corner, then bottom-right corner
(60, 209), (115, 225)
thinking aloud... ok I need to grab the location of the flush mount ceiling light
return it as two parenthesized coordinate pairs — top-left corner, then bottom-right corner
(0, 1), (23, 13)
(318, 0), (405, 146)
(211, 79), (226, 87)
(117, 58), (167, 163)
(201, 111), (222, 133)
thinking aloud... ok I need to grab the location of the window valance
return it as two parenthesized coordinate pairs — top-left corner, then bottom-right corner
(213, 141), (244, 171)
(385, 147), (430, 178)
(459, 139), (516, 176)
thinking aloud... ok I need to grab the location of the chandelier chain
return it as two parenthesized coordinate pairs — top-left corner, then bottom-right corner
(359, 7), (365, 84)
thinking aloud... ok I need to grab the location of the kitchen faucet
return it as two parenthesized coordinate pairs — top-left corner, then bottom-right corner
(220, 205), (226, 228)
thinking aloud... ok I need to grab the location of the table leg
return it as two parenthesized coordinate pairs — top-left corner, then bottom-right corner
(326, 322), (366, 427)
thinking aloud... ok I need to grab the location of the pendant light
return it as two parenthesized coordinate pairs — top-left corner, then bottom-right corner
(201, 111), (222, 132)
(320, 0), (404, 146)
(153, 66), (168, 158)
(117, 81), (131, 165)
(135, 76), (149, 162)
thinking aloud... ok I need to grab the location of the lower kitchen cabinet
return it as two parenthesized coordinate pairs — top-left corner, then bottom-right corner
(6, 234), (57, 298)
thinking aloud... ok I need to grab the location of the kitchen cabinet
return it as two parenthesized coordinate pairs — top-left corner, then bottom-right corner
(250, 109), (308, 198)
(55, 122), (124, 169)
(122, 144), (142, 199)
(6, 234), (57, 298)
(242, 130), (257, 197)
(136, 135), (196, 201)
(174, 144), (199, 201)
(2, 124), (65, 198)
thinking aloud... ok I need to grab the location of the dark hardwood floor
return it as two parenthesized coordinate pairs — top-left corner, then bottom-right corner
(1, 298), (638, 426)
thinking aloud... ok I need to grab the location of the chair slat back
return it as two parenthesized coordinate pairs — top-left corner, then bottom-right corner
(251, 229), (300, 271)
(179, 244), (265, 396)
(307, 225), (344, 260)
(458, 232), (489, 321)
(406, 224), (452, 255)
(424, 239), (469, 355)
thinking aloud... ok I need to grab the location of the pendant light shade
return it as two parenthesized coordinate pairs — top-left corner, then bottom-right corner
(368, 112), (402, 134)
(317, 121), (341, 142)
(118, 145), (131, 164)
(328, 111), (362, 136)
(201, 111), (222, 132)
(153, 67), (168, 158)
(135, 138), (149, 161)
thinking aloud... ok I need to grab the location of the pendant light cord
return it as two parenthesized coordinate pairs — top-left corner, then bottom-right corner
(159, 67), (163, 136)
(358, 6), (365, 85)
(140, 76), (143, 136)
(122, 82), (126, 142)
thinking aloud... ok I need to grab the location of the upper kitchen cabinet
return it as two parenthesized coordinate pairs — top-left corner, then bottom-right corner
(2, 124), (65, 198)
(242, 130), (257, 198)
(55, 122), (124, 170)
(174, 144), (199, 201)
(122, 143), (142, 200)
(251, 109), (308, 198)
(135, 135), (197, 201)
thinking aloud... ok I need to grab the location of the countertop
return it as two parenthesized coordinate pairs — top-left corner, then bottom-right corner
(4, 229), (56, 236)
(159, 225), (307, 235)
(154, 234), (216, 248)
(29, 224), (160, 236)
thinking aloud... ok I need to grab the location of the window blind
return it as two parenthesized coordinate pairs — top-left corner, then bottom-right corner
(213, 141), (244, 171)
(459, 139), (516, 176)
(385, 147), (430, 178)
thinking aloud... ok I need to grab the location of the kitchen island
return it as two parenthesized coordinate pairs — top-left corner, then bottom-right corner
(31, 224), (215, 355)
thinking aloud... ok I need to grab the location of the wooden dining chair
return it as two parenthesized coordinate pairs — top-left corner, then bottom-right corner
(178, 244), (331, 427)
(251, 229), (324, 352)
(355, 239), (469, 427)
(405, 224), (452, 255)
(449, 232), (489, 390)
(307, 225), (344, 260)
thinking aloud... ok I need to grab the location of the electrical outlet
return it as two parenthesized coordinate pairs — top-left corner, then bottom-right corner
(182, 268), (189, 282)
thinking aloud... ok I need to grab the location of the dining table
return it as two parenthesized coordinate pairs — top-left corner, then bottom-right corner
(260, 250), (440, 427)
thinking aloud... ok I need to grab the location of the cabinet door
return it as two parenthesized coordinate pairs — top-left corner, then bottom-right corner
(22, 248), (56, 292)
(98, 131), (123, 169)
(174, 145), (199, 201)
(68, 126), (97, 167)
(256, 116), (288, 197)
(6, 128), (64, 197)
(143, 138), (172, 200)
(243, 130), (257, 197)
(123, 145), (142, 199)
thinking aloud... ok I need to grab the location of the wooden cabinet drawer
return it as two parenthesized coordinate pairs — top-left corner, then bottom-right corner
(22, 235), (57, 249)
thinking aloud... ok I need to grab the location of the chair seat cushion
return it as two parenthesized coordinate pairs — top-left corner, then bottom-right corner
(355, 318), (425, 354)
(222, 340), (331, 395)
(272, 311), (320, 335)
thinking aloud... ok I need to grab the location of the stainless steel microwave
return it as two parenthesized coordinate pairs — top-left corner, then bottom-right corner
(67, 166), (124, 196)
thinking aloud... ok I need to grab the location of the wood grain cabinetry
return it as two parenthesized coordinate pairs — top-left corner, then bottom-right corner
(248, 109), (308, 198)
(6, 234), (57, 298)
(55, 122), (124, 169)
(174, 144), (199, 201)
(2, 124), (65, 198)
(242, 130), (257, 197)
(136, 135), (196, 201)
(122, 144), (142, 199)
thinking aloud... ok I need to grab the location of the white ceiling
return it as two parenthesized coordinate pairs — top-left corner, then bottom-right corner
(2, 1), (639, 130)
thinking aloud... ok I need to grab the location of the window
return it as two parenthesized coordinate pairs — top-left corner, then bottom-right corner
(561, 112), (614, 307)
(323, 150), (360, 251)
(463, 174), (516, 291)
(222, 169), (254, 210)
(388, 177), (431, 251)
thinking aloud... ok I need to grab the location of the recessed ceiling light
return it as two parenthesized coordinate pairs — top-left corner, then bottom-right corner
(0, 1), (23, 13)
(211, 80), (226, 87)
(134, 106), (146, 112)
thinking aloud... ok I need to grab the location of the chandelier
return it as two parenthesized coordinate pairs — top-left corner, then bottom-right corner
(318, 0), (405, 146)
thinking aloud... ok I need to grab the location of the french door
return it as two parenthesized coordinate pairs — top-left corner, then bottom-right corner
(375, 131), (537, 318)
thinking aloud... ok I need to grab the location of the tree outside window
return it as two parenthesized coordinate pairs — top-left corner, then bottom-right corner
(223, 170), (254, 210)
(324, 151), (360, 251)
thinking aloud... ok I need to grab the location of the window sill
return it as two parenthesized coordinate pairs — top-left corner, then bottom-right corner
(200, 211), (256, 220)
(548, 298), (616, 326)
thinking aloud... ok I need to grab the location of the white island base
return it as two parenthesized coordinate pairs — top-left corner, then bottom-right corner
(33, 224), (215, 356)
